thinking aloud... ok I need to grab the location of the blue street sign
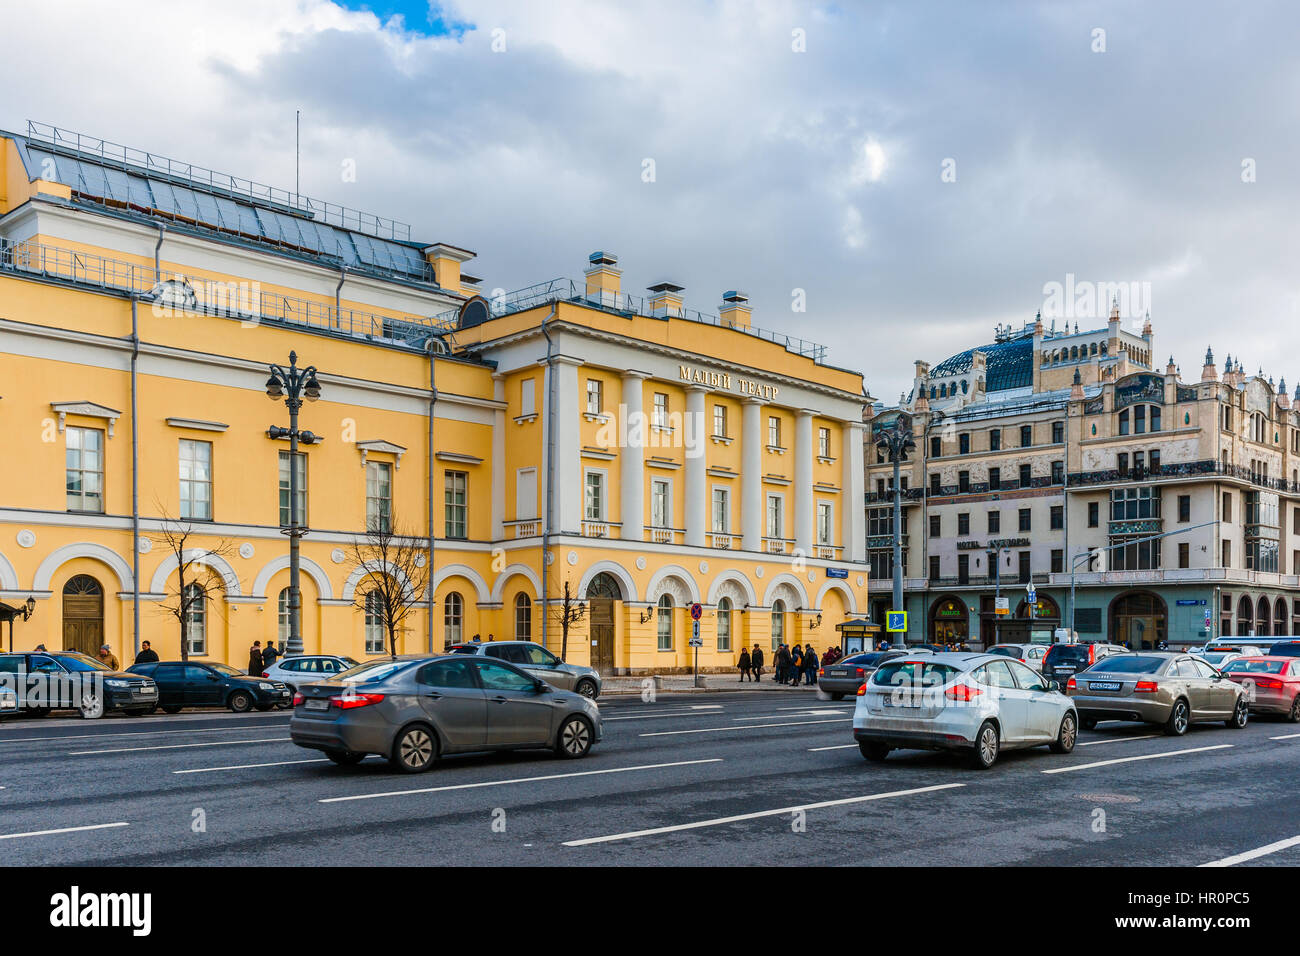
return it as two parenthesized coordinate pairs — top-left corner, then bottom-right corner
(826, 568), (849, 579)
(887, 611), (907, 633)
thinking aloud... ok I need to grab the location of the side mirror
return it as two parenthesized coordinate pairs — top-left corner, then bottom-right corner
(1045, 680), (1060, 692)
(534, 680), (550, 694)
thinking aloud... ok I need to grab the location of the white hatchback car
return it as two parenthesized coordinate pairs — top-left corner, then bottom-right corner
(262, 655), (360, 696)
(853, 652), (1078, 769)
(987, 643), (1049, 671)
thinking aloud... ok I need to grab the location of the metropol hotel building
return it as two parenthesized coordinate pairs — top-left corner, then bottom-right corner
(0, 123), (870, 673)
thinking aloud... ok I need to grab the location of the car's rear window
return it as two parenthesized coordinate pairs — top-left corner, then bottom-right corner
(1223, 659), (1286, 675)
(842, 652), (892, 667)
(1046, 645), (1091, 664)
(1270, 643), (1300, 657)
(447, 646), (478, 655)
(1085, 655), (1165, 674)
(337, 660), (414, 683)
(872, 661), (961, 688)
(987, 646), (1023, 658)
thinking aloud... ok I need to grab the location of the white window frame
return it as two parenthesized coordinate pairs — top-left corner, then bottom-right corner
(178, 438), (212, 521)
(817, 501), (834, 545)
(717, 596), (732, 652)
(657, 594), (674, 651)
(364, 591), (385, 654)
(818, 427), (831, 458)
(444, 591), (464, 645)
(653, 392), (669, 428)
(713, 404), (727, 438)
(768, 415), (781, 448)
(586, 378), (603, 415)
(770, 598), (786, 651)
(584, 468), (607, 521)
(651, 477), (672, 528)
(444, 470), (468, 539)
(66, 426), (105, 513)
(365, 460), (392, 533)
(520, 377), (536, 417)
(766, 493), (785, 539)
(184, 582), (207, 656)
(515, 468), (538, 520)
(279, 451), (307, 527)
(711, 485), (730, 534)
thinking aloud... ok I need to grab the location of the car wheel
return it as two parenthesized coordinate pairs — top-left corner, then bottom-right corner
(325, 750), (365, 766)
(575, 679), (599, 700)
(1081, 717), (1097, 730)
(1226, 697), (1249, 729)
(1049, 712), (1078, 754)
(227, 691), (254, 713)
(78, 692), (103, 719)
(859, 741), (889, 762)
(971, 720), (1000, 769)
(830, 692), (845, 701)
(389, 725), (438, 773)
(161, 705), (183, 714)
(1164, 698), (1190, 736)
(1289, 695), (1300, 723)
(555, 715), (594, 758)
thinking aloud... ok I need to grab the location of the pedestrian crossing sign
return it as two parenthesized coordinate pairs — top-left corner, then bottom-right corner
(887, 611), (907, 633)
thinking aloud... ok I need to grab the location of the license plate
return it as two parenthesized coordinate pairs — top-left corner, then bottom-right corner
(1089, 681), (1122, 691)
(1056, 666), (1076, 674)
(884, 694), (920, 708)
(137, 688), (157, 697)
(304, 698), (330, 711)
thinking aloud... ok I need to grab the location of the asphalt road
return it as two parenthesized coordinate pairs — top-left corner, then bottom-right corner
(2, 690), (1298, 866)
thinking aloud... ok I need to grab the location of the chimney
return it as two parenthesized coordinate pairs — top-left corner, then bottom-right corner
(584, 251), (621, 306)
(646, 281), (685, 318)
(719, 290), (751, 328)
(423, 242), (476, 291)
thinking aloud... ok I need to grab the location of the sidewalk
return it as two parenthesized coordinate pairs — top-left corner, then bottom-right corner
(598, 675), (826, 697)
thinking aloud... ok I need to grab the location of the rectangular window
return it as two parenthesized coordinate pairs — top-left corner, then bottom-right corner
(515, 468), (537, 520)
(653, 392), (668, 427)
(930, 436), (941, 458)
(817, 502), (832, 544)
(1050, 505), (1063, 530)
(767, 495), (783, 539)
(958, 470), (970, 493)
(651, 478), (670, 528)
(364, 593), (385, 655)
(444, 470), (468, 538)
(1222, 540), (1232, 567)
(957, 553), (970, 585)
(1051, 549), (1063, 574)
(768, 416), (781, 447)
(958, 512), (970, 536)
(989, 467), (1000, 491)
(365, 461), (392, 533)
(929, 514), (941, 537)
(585, 378), (603, 415)
(1019, 463), (1031, 487)
(713, 404), (727, 438)
(66, 426), (105, 513)
(1178, 494), (1191, 523)
(1019, 508), (1031, 532)
(1051, 460), (1064, 485)
(1020, 424), (1032, 447)
(1088, 502), (1099, 527)
(1017, 551), (1031, 583)
(278, 451), (307, 527)
(1052, 421), (1064, 444)
(712, 487), (729, 533)
(959, 433), (970, 454)
(1178, 542), (1190, 568)
(1222, 492), (1233, 522)
(930, 473), (941, 495)
(584, 471), (605, 522)
(1117, 453), (1129, 477)
(988, 510), (1000, 534)
(818, 427), (831, 458)
(929, 555), (941, 579)
(989, 429), (1001, 451)
(520, 378), (536, 417)
(178, 439), (212, 521)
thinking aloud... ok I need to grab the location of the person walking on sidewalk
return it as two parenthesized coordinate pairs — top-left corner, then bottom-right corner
(248, 641), (264, 675)
(751, 643), (765, 681)
(803, 644), (819, 685)
(789, 644), (803, 684)
(775, 644), (789, 684)
(738, 647), (752, 682)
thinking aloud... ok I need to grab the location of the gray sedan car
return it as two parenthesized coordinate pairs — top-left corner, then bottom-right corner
(448, 641), (602, 698)
(290, 655), (602, 773)
(1065, 652), (1249, 735)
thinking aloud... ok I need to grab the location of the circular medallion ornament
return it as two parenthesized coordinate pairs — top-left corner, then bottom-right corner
(137, 538), (152, 555)
(545, 551), (555, 566)
(331, 548), (346, 565)
(16, 529), (35, 549)
(414, 554), (426, 568)
(755, 567), (764, 578)
(857, 575), (866, 587)
(635, 556), (647, 570)
(808, 571), (816, 583)
(698, 560), (709, 574)
(567, 550), (579, 566)
(239, 543), (255, 560)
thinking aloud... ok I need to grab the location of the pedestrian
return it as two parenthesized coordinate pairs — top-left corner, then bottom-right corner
(33, 643), (47, 653)
(775, 644), (789, 684)
(804, 644), (819, 685)
(879, 640), (890, 652)
(134, 640), (159, 664)
(262, 639), (282, 668)
(471, 634), (482, 643)
(790, 644), (803, 684)
(738, 647), (752, 682)
(97, 644), (119, 670)
(751, 643), (765, 681)
(248, 641), (264, 675)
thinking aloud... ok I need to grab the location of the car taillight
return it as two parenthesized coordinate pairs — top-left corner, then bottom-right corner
(945, 683), (982, 701)
(1066, 677), (1077, 690)
(856, 683), (868, 696)
(292, 693), (303, 706)
(1134, 680), (1159, 693)
(818, 668), (824, 677)
(1088, 645), (1098, 664)
(855, 667), (865, 677)
(335, 693), (385, 710)
(261, 672), (269, 678)
(1254, 678), (1283, 690)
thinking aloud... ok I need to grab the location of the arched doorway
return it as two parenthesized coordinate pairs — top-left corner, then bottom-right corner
(930, 596), (969, 645)
(62, 575), (103, 656)
(1109, 591), (1167, 649)
(586, 572), (622, 676)
(1257, 597), (1271, 637)
(1275, 598), (1288, 637)
(1237, 596), (1254, 636)
(1012, 594), (1061, 645)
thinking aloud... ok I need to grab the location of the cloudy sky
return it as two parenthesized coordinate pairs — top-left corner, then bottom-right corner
(6, 1), (1298, 399)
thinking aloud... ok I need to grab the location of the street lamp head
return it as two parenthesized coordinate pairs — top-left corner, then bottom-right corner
(265, 374), (284, 399)
(22, 596), (35, 619)
(303, 373), (322, 402)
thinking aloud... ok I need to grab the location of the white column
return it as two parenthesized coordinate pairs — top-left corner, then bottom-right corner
(742, 398), (764, 551)
(842, 421), (866, 562)
(794, 409), (814, 553)
(491, 373), (506, 540)
(549, 356), (584, 535)
(685, 385), (708, 547)
(620, 371), (647, 543)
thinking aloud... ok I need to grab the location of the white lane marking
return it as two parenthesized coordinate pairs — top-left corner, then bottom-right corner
(1078, 734), (1160, 747)
(0, 822), (129, 841)
(1041, 744), (1232, 774)
(319, 758), (723, 804)
(174, 758), (330, 774)
(808, 744), (858, 752)
(640, 718), (850, 738)
(69, 737), (290, 755)
(734, 709), (848, 720)
(1269, 732), (1300, 740)
(0, 722), (289, 745)
(1201, 834), (1300, 867)
(689, 705), (724, 710)
(603, 711), (726, 722)
(562, 783), (966, 846)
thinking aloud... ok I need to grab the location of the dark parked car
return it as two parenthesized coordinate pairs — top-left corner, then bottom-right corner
(1268, 641), (1300, 658)
(128, 660), (291, 713)
(1042, 642), (1129, 685)
(0, 651), (158, 718)
(818, 650), (906, 700)
(290, 654), (602, 773)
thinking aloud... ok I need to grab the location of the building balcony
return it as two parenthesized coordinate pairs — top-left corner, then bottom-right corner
(815, 544), (843, 561)
(764, 537), (792, 555)
(1067, 459), (1300, 494)
(581, 520), (621, 539)
(710, 532), (740, 550)
(646, 526), (684, 545)
(864, 488), (924, 505)
(505, 519), (540, 539)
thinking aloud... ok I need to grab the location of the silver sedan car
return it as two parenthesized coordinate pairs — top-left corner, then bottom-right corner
(448, 641), (602, 698)
(290, 655), (602, 772)
(854, 652), (1077, 769)
(1065, 652), (1249, 735)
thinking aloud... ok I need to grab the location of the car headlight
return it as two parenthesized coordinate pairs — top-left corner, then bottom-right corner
(258, 682), (274, 690)
(105, 679), (128, 688)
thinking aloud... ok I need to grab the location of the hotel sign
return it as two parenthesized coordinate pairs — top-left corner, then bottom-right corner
(679, 365), (779, 401)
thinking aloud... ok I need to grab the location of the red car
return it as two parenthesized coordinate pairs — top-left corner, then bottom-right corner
(1220, 656), (1300, 721)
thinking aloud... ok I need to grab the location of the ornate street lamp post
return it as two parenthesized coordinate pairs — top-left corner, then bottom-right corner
(875, 416), (915, 647)
(266, 351), (322, 655)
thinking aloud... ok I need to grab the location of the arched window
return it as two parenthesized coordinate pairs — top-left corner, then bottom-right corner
(1276, 598), (1288, 636)
(717, 597), (732, 652)
(1071, 346), (1079, 360)
(515, 593), (532, 640)
(771, 599), (786, 650)
(364, 591), (385, 654)
(656, 594), (674, 651)
(183, 582), (206, 656)
(1257, 596), (1272, 637)
(277, 587), (291, 644)
(1090, 343), (1098, 355)
(444, 591), (463, 645)
(1237, 596), (1254, 637)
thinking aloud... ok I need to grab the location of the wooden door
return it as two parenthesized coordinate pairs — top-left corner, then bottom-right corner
(589, 598), (615, 675)
(62, 575), (103, 656)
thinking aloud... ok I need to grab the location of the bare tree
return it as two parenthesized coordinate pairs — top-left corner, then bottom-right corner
(347, 517), (430, 659)
(548, 579), (587, 662)
(152, 512), (237, 662)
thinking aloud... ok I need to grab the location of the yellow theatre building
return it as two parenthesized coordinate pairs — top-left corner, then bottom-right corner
(0, 122), (870, 673)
